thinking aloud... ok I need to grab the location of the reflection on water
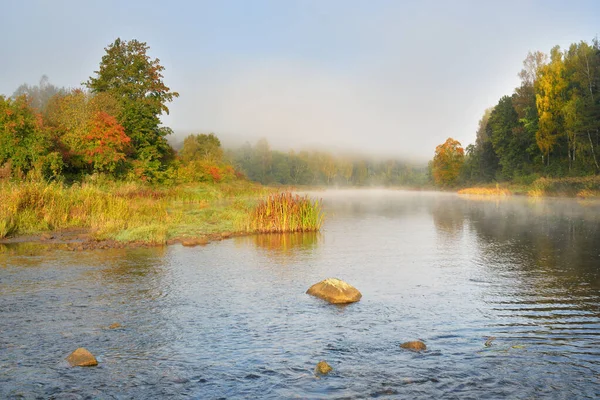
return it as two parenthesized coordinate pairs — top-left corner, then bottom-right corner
(237, 232), (320, 254)
(1, 190), (599, 399)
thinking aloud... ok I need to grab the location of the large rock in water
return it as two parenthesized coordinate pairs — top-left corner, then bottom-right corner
(66, 348), (98, 367)
(306, 278), (362, 304)
(400, 341), (427, 352)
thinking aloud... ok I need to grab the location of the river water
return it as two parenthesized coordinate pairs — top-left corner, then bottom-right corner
(1, 190), (599, 399)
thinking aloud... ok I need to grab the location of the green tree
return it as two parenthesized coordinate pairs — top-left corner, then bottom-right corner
(180, 133), (223, 164)
(85, 38), (179, 177)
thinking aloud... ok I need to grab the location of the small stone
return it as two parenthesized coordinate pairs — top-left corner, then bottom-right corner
(306, 278), (362, 304)
(221, 232), (232, 239)
(109, 323), (122, 329)
(40, 233), (54, 241)
(400, 341), (427, 352)
(66, 348), (98, 367)
(484, 336), (496, 347)
(315, 360), (332, 375)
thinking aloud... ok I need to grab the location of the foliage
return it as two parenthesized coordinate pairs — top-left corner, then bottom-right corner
(432, 138), (465, 186)
(180, 133), (223, 164)
(457, 37), (600, 186)
(246, 192), (323, 233)
(85, 38), (179, 176)
(0, 95), (60, 179)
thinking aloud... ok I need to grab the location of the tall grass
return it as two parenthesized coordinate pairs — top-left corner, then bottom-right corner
(527, 176), (600, 197)
(246, 192), (324, 233)
(0, 180), (273, 242)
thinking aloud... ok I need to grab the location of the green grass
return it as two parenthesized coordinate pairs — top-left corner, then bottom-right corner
(0, 180), (324, 243)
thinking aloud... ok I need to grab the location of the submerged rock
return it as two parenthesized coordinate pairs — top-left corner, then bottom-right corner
(66, 348), (98, 367)
(315, 360), (332, 375)
(181, 237), (209, 247)
(109, 323), (122, 329)
(400, 341), (427, 352)
(306, 278), (362, 304)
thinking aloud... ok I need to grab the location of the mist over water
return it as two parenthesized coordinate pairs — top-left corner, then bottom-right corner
(1, 190), (599, 398)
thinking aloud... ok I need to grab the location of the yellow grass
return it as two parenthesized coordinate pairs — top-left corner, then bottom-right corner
(458, 186), (512, 196)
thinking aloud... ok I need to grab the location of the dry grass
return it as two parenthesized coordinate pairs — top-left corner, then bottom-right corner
(458, 186), (512, 196)
(0, 180), (274, 242)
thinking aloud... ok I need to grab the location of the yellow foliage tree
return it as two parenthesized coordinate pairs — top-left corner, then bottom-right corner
(432, 137), (465, 186)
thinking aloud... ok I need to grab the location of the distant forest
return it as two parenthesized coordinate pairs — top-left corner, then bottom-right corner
(432, 38), (600, 187)
(225, 139), (428, 187)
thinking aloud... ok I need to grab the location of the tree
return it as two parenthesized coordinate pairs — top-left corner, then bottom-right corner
(82, 112), (131, 173)
(12, 75), (65, 113)
(535, 46), (567, 167)
(0, 95), (62, 179)
(432, 138), (464, 186)
(180, 133), (223, 164)
(85, 38), (179, 174)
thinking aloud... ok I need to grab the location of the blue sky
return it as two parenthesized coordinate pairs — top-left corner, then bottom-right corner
(1, 0), (599, 161)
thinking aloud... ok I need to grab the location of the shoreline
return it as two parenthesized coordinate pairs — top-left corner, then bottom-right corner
(0, 227), (251, 251)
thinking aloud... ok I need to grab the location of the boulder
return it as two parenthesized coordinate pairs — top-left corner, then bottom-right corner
(306, 278), (362, 304)
(400, 341), (426, 352)
(66, 348), (98, 367)
(315, 360), (332, 375)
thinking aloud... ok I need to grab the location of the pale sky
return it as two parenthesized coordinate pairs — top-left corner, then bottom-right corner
(1, 0), (598, 162)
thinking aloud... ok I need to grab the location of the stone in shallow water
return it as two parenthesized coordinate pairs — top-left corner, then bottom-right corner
(306, 278), (362, 304)
(315, 360), (332, 375)
(66, 348), (98, 367)
(400, 341), (427, 352)
(109, 323), (122, 329)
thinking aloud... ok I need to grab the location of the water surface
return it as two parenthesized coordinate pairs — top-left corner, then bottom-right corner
(1, 190), (599, 399)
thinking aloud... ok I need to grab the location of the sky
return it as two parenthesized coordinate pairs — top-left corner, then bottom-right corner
(1, 0), (599, 162)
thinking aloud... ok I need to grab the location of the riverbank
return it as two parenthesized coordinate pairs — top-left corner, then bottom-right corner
(0, 180), (323, 248)
(457, 176), (600, 198)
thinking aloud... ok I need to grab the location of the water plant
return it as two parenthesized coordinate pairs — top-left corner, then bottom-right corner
(246, 192), (323, 233)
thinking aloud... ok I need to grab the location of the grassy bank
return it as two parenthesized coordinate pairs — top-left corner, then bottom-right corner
(457, 176), (600, 198)
(0, 180), (324, 243)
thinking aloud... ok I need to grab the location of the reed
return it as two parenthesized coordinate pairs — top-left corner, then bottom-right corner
(246, 192), (324, 233)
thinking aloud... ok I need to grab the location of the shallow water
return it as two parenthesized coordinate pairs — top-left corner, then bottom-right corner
(1, 190), (599, 399)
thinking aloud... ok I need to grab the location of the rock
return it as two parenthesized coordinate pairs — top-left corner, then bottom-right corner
(181, 237), (209, 247)
(484, 336), (496, 347)
(109, 323), (122, 329)
(306, 278), (362, 304)
(221, 232), (232, 239)
(40, 233), (54, 241)
(400, 341), (427, 352)
(315, 360), (332, 375)
(66, 348), (98, 367)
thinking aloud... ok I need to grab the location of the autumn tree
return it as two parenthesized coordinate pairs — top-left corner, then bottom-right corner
(85, 38), (179, 178)
(0, 95), (62, 179)
(535, 46), (567, 167)
(432, 138), (465, 186)
(82, 112), (131, 173)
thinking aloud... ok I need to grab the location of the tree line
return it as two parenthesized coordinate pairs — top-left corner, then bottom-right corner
(224, 139), (427, 187)
(432, 38), (600, 186)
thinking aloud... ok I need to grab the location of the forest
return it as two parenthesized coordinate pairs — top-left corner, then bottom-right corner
(431, 38), (600, 188)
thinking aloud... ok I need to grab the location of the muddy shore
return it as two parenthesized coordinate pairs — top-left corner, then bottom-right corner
(0, 228), (246, 251)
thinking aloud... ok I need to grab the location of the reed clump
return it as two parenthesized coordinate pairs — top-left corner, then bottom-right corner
(246, 192), (324, 233)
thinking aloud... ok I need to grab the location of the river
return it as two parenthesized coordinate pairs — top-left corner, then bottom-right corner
(1, 190), (599, 399)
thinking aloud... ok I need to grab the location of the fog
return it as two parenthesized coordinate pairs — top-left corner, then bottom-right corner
(1, 0), (599, 161)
